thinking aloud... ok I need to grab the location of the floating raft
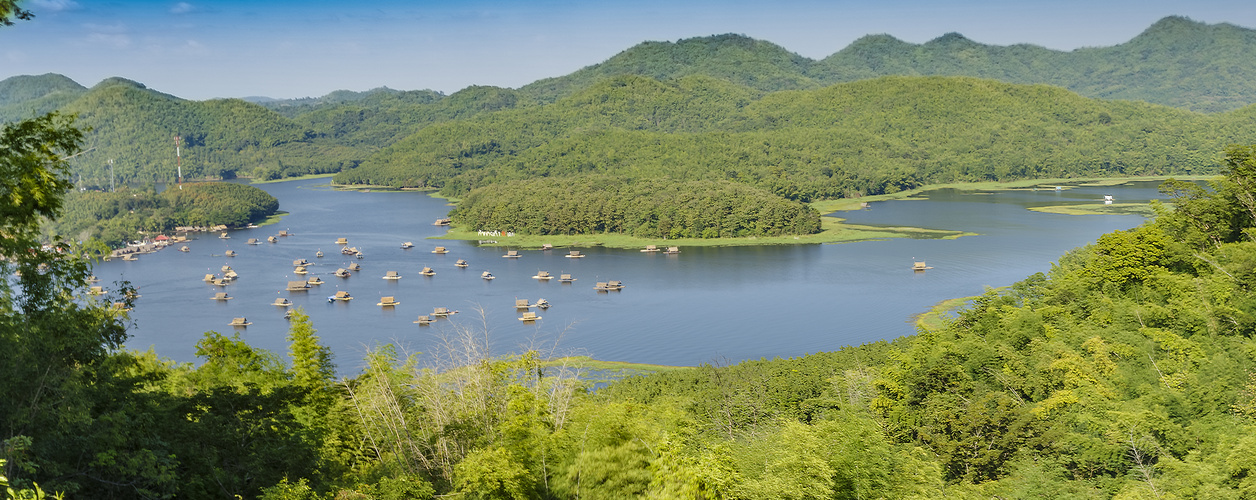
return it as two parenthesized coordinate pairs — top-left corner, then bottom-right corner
(377, 296), (400, 307)
(565, 250), (584, 258)
(641, 245), (659, 253)
(503, 250), (521, 258)
(414, 315), (433, 325)
(383, 270), (401, 280)
(273, 297), (292, 307)
(455, 259), (469, 268)
(533, 271), (553, 280)
(519, 312), (541, 322)
(913, 261), (933, 271)
(286, 280), (310, 291)
(559, 273), (575, 283)
(212, 292), (232, 301)
(229, 317), (252, 327)
(419, 267), (436, 277)
(334, 268), (350, 278)
(482, 271), (495, 280)
(335, 237), (348, 245)
(401, 242), (414, 249)
(432, 307), (457, 318)
(431, 246), (447, 254)
(331, 290), (352, 301)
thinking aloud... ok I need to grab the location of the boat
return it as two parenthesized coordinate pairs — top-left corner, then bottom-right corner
(211, 292), (232, 301)
(401, 242), (414, 249)
(413, 315), (433, 325)
(272, 297), (292, 307)
(433, 218), (451, 226)
(335, 237), (348, 245)
(221, 265), (233, 272)
(286, 280), (310, 291)
(316, 250), (323, 258)
(532, 271), (553, 280)
(664, 247), (681, 255)
(203, 274), (217, 282)
(565, 250), (585, 258)
(515, 298), (532, 310)
(431, 246), (447, 254)
(212, 278), (232, 286)
(357, 252), (364, 259)
(278, 230), (290, 237)
(179, 246), (190, 252)
(482, 271), (495, 280)
(125, 289), (141, 300)
(595, 281), (625, 291)
(912, 261), (933, 271)
(383, 270), (401, 280)
(331, 290), (352, 301)
(503, 250), (521, 258)
(284, 310), (293, 320)
(229, 317), (252, 327)
(87, 275), (100, 283)
(88, 286), (105, 295)
(641, 245), (659, 253)
(455, 259), (469, 268)
(333, 268), (351, 278)
(223, 270), (239, 280)
(348, 262), (361, 272)
(219, 232), (230, 239)
(292, 258), (310, 267)
(559, 273), (576, 283)
(307, 276), (324, 285)
(112, 302), (131, 312)
(536, 298), (550, 309)
(419, 267), (436, 277)
(376, 296), (400, 307)
(246, 238), (260, 245)
(518, 312), (541, 322)
(541, 243), (553, 251)
(268, 236), (277, 243)
(432, 307), (457, 318)
(294, 266), (308, 275)
(224, 250), (237, 257)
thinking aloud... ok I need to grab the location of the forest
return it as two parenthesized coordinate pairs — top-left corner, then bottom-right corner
(6, 93), (1256, 498)
(46, 181), (279, 247)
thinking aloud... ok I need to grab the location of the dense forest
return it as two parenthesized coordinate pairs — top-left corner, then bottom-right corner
(7, 101), (1256, 497)
(46, 181), (279, 247)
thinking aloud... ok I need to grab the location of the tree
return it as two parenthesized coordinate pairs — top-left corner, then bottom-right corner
(0, 0), (32, 26)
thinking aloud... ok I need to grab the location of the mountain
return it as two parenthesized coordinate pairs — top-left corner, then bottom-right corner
(0, 73), (88, 121)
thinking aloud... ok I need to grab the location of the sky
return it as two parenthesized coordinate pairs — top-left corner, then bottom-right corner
(2, 0), (1254, 101)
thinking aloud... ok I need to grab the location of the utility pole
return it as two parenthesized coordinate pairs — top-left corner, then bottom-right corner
(109, 159), (115, 192)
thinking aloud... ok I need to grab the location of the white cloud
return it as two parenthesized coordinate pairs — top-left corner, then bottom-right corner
(171, 2), (194, 15)
(5, 49), (28, 64)
(87, 32), (132, 49)
(30, 0), (80, 12)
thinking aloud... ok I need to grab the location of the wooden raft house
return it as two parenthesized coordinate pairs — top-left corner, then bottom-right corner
(212, 292), (232, 301)
(87, 275), (100, 283)
(419, 267), (436, 277)
(316, 250), (323, 258)
(595, 281), (625, 291)
(413, 315), (433, 325)
(335, 237), (348, 245)
(293, 259), (310, 267)
(332, 291), (352, 301)
(432, 307), (457, 318)
(433, 218), (451, 226)
(913, 261), (933, 271)
(247, 238), (260, 245)
(431, 246), (447, 254)
(307, 276), (324, 285)
(559, 273), (575, 283)
(377, 296), (400, 307)
(180, 245), (190, 252)
(348, 262), (362, 272)
(641, 245), (659, 253)
(455, 259), (469, 268)
(224, 250), (237, 257)
(122, 254), (139, 261)
(515, 299), (532, 310)
(401, 242), (414, 249)
(294, 266), (308, 275)
(203, 274), (216, 282)
(533, 271), (553, 280)
(565, 250), (584, 258)
(541, 243), (553, 251)
(482, 271), (495, 280)
(89, 286), (105, 295)
(229, 317), (252, 327)
(273, 297), (292, 307)
(278, 230), (290, 237)
(286, 281), (310, 291)
(536, 298), (550, 309)
(383, 270), (401, 280)
(219, 232), (230, 239)
(268, 236), (278, 243)
(519, 312), (541, 322)
(503, 250), (521, 258)
(664, 247), (681, 255)
(221, 265), (233, 272)
(333, 268), (351, 278)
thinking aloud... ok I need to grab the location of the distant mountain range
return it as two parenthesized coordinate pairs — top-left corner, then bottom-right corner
(1, 15), (1253, 192)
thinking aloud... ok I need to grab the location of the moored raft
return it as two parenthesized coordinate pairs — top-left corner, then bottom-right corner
(503, 250), (521, 258)
(335, 237), (348, 245)
(533, 271), (553, 280)
(180, 245), (190, 252)
(348, 262), (362, 272)
(225, 250), (237, 257)
(211, 292), (232, 301)
(518, 312), (541, 322)
(401, 242), (414, 249)
(376, 296), (400, 307)
(89, 286), (105, 295)
(122, 254), (139, 261)
(559, 273), (575, 283)
(664, 247), (680, 255)
(229, 317), (252, 327)
(333, 268), (351, 278)
(307, 276), (324, 285)
(246, 238), (260, 245)
(482, 271), (495, 280)
(432, 307), (457, 318)
(219, 232), (230, 239)
(292, 258), (310, 267)
(541, 243), (553, 251)
(515, 298), (532, 310)
(913, 261), (933, 271)
(413, 315), (433, 325)
(641, 245), (659, 253)
(273, 297), (292, 307)
(278, 230), (291, 237)
(433, 218), (451, 226)
(565, 250), (584, 258)
(294, 266), (308, 275)
(595, 281), (625, 291)
(286, 280), (311, 291)
(331, 290), (352, 301)
(268, 236), (278, 243)
(203, 274), (217, 282)
(419, 267), (436, 276)
(455, 259), (469, 268)
(383, 270), (401, 280)
(536, 298), (550, 309)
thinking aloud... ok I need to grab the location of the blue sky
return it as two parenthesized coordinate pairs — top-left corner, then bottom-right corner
(2, 0), (1253, 100)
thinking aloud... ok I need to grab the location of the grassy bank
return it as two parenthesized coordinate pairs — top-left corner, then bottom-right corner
(1027, 202), (1161, 216)
(249, 173), (337, 185)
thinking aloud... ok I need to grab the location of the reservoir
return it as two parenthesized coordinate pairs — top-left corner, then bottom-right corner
(96, 178), (1167, 372)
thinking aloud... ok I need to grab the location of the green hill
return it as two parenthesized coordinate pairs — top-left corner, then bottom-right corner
(0, 73), (87, 121)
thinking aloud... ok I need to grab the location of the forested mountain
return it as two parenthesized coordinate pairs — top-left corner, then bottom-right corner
(0, 72), (87, 121)
(520, 16), (1256, 112)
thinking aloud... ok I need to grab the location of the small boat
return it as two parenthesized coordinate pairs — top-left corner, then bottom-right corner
(541, 243), (553, 251)
(292, 259), (310, 267)
(432, 307), (457, 318)
(211, 292), (232, 301)
(401, 242), (414, 249)
(88, 286), (105, 295)
(342, 246), (359, 255)
(122, 254), (139, 261)
(518, 312), (541, 322)
(559, 273), (576, 283)
(224, 250), (237, 257)
(536, 298), (550, 309)
(515, 298), (532, 310)
(912, 261), (933, 271)
(219, 232), (230, 239)
(413, 315), (433, 325)
(419, 266), (436, 277)
(272, 297), (292, 307)
(179, 246), (190, 252)
(203, 274), (216, 282)
(335, 237), (348, 245)
(565, 250), (584, 258)
(316, 250), (324, 258)
(382, 270), (401, 280)
(595, 281), (625, 291)
(356, 252), (365, 259)
(482, 271), (495, 280)
(503, 250), (521, 258)
(433, 218), (451, 226)
(294, 266), (308, 275)
(376, 296), (400, 307)
(246, 238), (260, 245)
(431, 246), (447, 254)
(333, 268), (350, 278)
(664, 247), (681, 255)
(348, 262), (361, 272)
(229, 317), (252, 327)
(278, 230), (291, 237)
(307, 276), (324, 285)
(533, 271), (553, 280)
(641, 245), (659, 253)
(455, 259), (469, 268)
(286, 280), (310, 291)
(331, 290), (352, 301)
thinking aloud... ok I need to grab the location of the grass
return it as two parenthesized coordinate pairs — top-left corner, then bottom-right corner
(255, 211), (289, 227)
(1027, 203), (1162, 217)
(913, 294), (981, 331)
(249, 173), (336, 185)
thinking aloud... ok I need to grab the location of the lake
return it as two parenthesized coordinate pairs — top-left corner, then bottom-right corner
(95, 179), (1167, 372)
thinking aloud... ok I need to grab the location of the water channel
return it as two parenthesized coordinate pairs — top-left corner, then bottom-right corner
(95, 178), (1170, 372)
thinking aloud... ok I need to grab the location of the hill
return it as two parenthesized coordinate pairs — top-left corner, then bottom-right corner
(0, 73), (87, 121)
